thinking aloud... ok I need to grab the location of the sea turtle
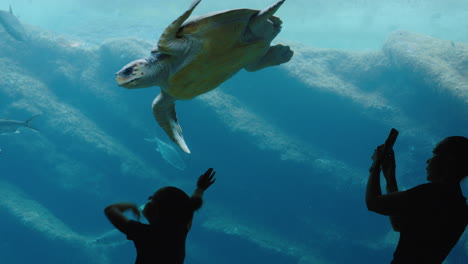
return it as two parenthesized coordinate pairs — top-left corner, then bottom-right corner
(116, 0), (293, 153)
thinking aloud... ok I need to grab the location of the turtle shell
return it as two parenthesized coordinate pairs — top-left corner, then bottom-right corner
(168, 9), (269, 100)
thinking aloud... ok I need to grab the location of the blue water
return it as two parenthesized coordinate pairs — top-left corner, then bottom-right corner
(0, 0), (467, 263)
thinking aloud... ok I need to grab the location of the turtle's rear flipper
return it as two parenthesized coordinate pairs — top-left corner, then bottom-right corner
(257, 0), (285, 20)
(152, 91), (190, 154)
(248, 0), (285, 41)
(245, 44), (293, 72)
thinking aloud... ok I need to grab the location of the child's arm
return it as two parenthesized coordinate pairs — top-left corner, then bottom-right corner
(192, 168), (216, 199)
(104, 203), (140, 233)
(187, 168), (216, 230)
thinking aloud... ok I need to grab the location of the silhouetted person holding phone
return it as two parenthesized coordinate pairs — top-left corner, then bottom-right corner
(366, 135), (468, 264)
(105, 168), (216, 264)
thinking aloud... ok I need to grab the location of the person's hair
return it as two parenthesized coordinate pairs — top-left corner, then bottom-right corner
(434, 136), (468, 180)
(145, 186), (202, 225)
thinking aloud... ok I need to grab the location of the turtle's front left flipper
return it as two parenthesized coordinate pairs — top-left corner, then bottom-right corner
(152, 91), (190, 154)
(153, 0), (201, 55)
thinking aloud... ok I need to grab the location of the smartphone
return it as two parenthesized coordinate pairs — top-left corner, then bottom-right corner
(383, 128), (399, 154)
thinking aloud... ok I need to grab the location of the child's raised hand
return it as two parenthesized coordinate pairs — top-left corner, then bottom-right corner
(197, 168), (216, 190)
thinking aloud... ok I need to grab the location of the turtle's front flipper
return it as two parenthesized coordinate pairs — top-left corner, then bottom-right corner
(245, 44), (293, 72)
(152, 91), (190, 154)
(153, 0), (201, 55)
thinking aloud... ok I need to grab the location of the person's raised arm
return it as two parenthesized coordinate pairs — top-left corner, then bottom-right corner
(187, 168), (216, 230)
(366, 145), (408, 227)
(366, 145), (385, 211)
(381, 149), (401, 232)
(104, 203), (140, 234)
(192, 168), (216, 199)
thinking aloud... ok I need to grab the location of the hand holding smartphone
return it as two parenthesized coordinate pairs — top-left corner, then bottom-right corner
(379, 128), (399, 164)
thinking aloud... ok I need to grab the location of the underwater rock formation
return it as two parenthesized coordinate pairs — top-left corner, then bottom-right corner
(285, 30), (468, 106)
(383, 30), (468, 102)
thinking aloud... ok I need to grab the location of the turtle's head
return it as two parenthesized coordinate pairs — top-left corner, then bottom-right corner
(116, 57), (161, 89)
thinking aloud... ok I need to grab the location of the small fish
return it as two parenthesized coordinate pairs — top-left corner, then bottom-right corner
(0, 114), (40, 135)
(0, 5), (28, 41)
(144, 136), (186, 171)
(451, 41), (455, 48)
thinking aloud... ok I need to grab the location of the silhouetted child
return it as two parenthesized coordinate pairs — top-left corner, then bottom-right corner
(105, 168), (216, 264)
(366, 136), (468, 263)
